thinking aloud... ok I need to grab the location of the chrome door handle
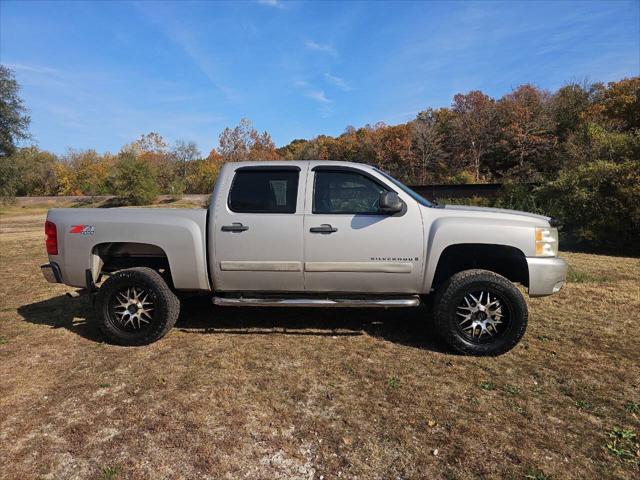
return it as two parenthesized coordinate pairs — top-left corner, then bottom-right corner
(221, 222), (249, 232)
(309, 224), (337, 233)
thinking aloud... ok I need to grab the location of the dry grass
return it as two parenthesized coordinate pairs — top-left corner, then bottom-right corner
(0, 208), (638, 480)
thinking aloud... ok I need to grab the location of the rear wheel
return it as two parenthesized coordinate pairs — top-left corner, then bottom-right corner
(433, 269), (527, 356)
(95, 267), (180, 346)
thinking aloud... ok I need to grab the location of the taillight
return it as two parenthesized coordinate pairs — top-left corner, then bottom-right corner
(45, 221), (58, 255)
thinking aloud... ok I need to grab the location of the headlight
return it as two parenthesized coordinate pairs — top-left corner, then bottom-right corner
(535, 227), (558, 257)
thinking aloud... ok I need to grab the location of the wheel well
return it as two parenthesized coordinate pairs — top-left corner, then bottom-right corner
(432, 244), (528, 290)
(92, 242), (171, 283)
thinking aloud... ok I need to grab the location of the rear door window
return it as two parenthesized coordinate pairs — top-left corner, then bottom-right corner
(228, 169), (299, 213)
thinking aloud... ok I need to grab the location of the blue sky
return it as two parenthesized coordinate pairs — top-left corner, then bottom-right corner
(1, 0), (638, 155)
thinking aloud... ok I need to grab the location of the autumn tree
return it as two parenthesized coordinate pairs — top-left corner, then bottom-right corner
(248, 130), (280, 160)
(123, 132), (176, 192)
(63, 149), (114, 195)
(450, 91), (497, 182)
(126, 132), (168, 155)
(172, 140), (201, 180)
(184, 149), (223, 193)
(561, 78), (640, 166)
(0, 65), (30, 157)
(411, 109), (449, 183)
(497, 85), (556, 180)
(218, 118), (280, 162)
(277, 139), (308, 159)
(294, 134), (337, 160)
(373, 124), (415, 182)
(584, 76), (640, 131)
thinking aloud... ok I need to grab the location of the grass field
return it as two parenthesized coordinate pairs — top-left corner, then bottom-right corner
(0, 207), (638, 479)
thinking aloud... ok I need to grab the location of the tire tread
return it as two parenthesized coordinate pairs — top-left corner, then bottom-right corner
(434, 269), (528, 356)
(95, 267), (180, 346)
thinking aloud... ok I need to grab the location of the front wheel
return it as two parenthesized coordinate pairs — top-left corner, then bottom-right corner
(433, 269), (528, 356)
(95, 267), (180, 346)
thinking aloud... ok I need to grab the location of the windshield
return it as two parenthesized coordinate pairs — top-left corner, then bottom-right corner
(374, 168), (434, 207)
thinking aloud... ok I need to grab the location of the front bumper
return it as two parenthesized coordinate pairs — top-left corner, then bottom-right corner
(526, 257), (568, 297)
(41, 262), (62, 283)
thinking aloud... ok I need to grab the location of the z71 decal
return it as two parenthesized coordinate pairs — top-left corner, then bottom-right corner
(70, 225), (95, 235)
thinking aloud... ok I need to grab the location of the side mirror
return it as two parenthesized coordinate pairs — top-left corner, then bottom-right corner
(378, 191), (403, 214)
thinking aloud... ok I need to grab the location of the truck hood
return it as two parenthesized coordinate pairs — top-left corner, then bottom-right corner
(441, 204), (551, 224)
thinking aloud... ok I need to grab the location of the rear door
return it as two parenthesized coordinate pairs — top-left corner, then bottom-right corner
(303, 166), (425, 294)
(212, 165), (306, 292)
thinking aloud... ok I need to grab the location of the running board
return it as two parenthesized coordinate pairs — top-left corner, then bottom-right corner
(212, 296), (421, 308)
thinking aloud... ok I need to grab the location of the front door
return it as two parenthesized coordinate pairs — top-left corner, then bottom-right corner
(303, 166), (425, 294)
(212, 165), (306, 292)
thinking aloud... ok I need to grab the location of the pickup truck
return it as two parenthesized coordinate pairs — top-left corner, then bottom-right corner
(41, 161), (567, 355)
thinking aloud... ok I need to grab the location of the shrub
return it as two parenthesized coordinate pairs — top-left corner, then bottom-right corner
(536, 159), (640, 253)
(494, 181), (543, 213)
(168, 178), (185, 201)
(108, 153), (159, 206)
(0, 156), (20, 202)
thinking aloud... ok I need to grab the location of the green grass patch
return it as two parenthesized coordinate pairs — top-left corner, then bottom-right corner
(606, 427), (639, 463)
(566, 266), (610, 283)
(525, 468), (553, 480)
(387, 376), (400, 388)
(624, 401), (639, 414)
(503, 384), (520, 395)
(575, 400), (594, 411)
(102, 466), (118, 479)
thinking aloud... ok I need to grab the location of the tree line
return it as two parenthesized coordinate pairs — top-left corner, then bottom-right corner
(1, 64), (638, 252)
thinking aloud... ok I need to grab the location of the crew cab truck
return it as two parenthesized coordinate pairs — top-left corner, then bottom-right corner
(41, 161), (567, 355)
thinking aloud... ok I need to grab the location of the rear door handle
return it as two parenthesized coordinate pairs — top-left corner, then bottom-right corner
(309, 224), (337, 234)
(221, 222), (249, 232)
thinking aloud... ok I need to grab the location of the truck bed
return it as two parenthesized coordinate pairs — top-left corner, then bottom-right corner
(46, 208), (210, 291)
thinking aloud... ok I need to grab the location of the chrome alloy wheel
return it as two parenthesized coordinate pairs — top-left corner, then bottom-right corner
(111, 286), (154, 331)
(455, 291), (508, 342)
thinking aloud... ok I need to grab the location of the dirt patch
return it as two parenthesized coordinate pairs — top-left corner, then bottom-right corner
(0, 210), (638, 479)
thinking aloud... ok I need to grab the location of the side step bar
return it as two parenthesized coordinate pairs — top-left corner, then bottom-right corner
(212, 296), (421, 308)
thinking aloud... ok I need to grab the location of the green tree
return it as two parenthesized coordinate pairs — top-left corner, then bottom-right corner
(537, 159), (640, 253)
(0, 65), (30, 157)
(11, 146), (59, 195)
(108, 153), (159, 205)
(550, 82), (593, 141)
(0, 156), (20, 201)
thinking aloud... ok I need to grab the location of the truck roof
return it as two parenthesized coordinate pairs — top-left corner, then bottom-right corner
(223, 160), (378, 171)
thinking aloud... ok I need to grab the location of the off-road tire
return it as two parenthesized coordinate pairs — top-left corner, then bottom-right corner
(95, 267), (180, 346)
(434, 269), (528, 356)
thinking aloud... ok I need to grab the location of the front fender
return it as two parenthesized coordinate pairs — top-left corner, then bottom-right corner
(421, 217), (536, 292)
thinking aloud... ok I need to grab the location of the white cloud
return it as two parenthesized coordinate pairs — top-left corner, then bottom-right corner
(306, 90), (331, 104)
(293, 79), (333, 117)
(324, 72), (351, 91)
(305, 40), (337, 56)
(257, 0), (284, 8)
(294, 79), (332, 104)
(5, 63), (60, 76)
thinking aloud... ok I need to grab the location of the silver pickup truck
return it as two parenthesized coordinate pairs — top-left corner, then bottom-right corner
(42, 161), (567, 355)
